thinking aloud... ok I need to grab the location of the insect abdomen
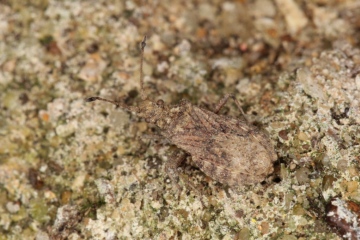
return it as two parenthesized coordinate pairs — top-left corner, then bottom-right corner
(166, 107), (275, 186)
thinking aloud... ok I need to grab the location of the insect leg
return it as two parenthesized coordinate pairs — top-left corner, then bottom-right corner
(165, 150), (187, 191)
(142, 134), (171, 145)
(165, 150), (203, 194)
(214, 94), (248, 122)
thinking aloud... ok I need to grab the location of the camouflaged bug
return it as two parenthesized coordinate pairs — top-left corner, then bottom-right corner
(86, 36), (277, 189)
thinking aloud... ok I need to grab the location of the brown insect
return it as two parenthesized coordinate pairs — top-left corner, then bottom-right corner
(86, 36), (277, 189)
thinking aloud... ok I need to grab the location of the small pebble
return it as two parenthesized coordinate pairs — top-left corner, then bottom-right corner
(326, 197), (360, 240)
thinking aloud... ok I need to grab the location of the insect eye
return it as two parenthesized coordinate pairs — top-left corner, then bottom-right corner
(156, 99), (164, 108)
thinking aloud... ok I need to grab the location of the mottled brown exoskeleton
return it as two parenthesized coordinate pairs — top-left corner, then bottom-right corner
(86, 36), (277, 189)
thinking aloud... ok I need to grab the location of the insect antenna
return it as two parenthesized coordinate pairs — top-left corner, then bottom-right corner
(139, 35), (147, 100)
(86, 36), (148, 111)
